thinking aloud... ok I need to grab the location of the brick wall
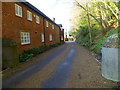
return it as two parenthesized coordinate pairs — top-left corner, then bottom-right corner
(2, 2), (61, 54)
(0, 2), (2, 38)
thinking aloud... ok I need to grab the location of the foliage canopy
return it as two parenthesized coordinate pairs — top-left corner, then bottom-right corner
(69, 0), (119, 53)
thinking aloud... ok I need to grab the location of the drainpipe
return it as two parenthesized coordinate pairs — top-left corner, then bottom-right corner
(43, 18), (46, 46)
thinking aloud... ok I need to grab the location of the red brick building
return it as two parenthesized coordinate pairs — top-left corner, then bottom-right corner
(1, 1), (64, 54)
(58, 24), (64, 43)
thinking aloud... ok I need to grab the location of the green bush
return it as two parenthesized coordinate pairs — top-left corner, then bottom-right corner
(91, 29), (118, 54)
(19, 53), (34, 62)
(24, 48), (41, 57)
(50, 43), (63, 47)
(50, 43), (58, 47)
(79, 35), (90, 47)
(19, 42), (64, 62)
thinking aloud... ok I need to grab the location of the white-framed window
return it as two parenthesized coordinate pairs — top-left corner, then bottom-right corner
(21, 32), (30, 45)
(27, 10), (32, 21)
(61, 36), (63, 40)
(41, 33), (44, 42)
(52, 25), (54, 29)
(36, 15), (40, 24)
(46, 21), (48, 27)
(61, 27), (63, 31)
(15, 4), (22, 17)
(49, 34), (52, 41)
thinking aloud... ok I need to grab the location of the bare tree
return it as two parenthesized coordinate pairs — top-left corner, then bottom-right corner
(74, 0), (118, 35)
(86, 0), (92, 45)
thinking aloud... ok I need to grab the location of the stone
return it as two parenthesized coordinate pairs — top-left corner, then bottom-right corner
(102, 34), (119, 48)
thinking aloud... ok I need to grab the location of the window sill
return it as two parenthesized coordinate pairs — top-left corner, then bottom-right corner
(36, 22), (40, 24)
(27, 19), (32, 22)
(21, 43), (30, 46)
(16, 15), (22, 18)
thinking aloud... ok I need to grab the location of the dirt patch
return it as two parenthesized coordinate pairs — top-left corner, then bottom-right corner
(64, 44), (118, 88)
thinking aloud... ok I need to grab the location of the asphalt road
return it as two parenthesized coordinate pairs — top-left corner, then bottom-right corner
(2, 42), (117, 88)
(3, 42), (77, 88)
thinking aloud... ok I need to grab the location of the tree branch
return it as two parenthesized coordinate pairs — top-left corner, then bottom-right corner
(75, 0), (100, 24)
(101, 0), (118, 20)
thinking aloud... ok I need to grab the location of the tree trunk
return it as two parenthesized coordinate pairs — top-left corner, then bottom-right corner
(97, 4), (106, 35)
(86, 0), (92, 45)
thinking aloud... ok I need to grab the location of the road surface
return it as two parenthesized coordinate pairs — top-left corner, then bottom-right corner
(2, 42), (117, 88)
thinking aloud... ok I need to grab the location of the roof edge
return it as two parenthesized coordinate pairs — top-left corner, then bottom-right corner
(20, 1), (60, 27)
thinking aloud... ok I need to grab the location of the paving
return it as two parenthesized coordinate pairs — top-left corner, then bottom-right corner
(2, 42), (118, 88)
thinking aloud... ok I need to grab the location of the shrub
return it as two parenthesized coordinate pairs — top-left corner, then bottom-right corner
(79, 35), (90, 47)
(91, 29), (118, 54)
(19, 42), (64, 62)
(19, 53), (34, 62)
(24, 48), (41, 57)
(50, 43), (62, 47)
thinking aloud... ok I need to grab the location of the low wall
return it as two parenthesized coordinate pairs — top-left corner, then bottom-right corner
(102, 47), (120, 82)
(2, 38), (19, 70)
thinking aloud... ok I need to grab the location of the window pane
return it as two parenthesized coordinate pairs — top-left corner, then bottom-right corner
(41, 33), (44, 42)
(52, 25), (54, 29)
(49, 34), (52, 41)
(27, 11), (30, 20)
(46, 21), (48, 27)
(22, 39), (25, 43)
(21, 33), (23, 37)
(21, 32), (30, 44)
(36, 16), (40, 24)
(27, 11), (29, 19)
(15, 4), (22, 17)
(15, 4), (18, 15)
(19, 7), (22, 16)
(30, 13), (32, 20)
(27, 11), (32, 21)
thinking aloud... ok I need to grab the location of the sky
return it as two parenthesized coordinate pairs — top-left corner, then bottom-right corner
(28, 0), (74, 33)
